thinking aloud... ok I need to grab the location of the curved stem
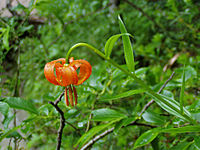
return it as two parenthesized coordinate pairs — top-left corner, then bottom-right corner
(66, 43), (107, 61)
(66, 43), (196, 124)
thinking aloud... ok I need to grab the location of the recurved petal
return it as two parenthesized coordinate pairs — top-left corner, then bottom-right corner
(44, 58), (66, 85)
(70, 59), (92, 85)
(52, 58), (66, 65)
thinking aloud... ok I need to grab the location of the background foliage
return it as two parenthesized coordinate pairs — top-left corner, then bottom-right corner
(0, 0), (200, 149)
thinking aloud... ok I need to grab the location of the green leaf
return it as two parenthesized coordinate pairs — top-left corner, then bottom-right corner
(178, 66), (197, 82)
(142, 111), (166, 125)
(180, 64), (185, 114)
(0, 123), (24, 142)
(75, 119), (119, 148)
(100, 89), (145, 102)
(134, 125), (200, 149)
(0, 116), (36, 142)
(161, 125), (200, 133)
(146, 92), (193, 122)
(118, 15), (135, 73)
(114, 117), (136, 134)
(92, 108), (127, 121)
(3, 26), (10, 51)
(182, 142), (194, 150)
(0, 102), (9, 116)
(3, 113), (14, 129)
(194, 136), (200, 149)
(6, 131), (22, 138)
(169, 142), (191, 150)
(135, 67), (148, 76)
(134, 128), (161, 149)
(104, 33), (132, 58)
(1, 97), (38, 114)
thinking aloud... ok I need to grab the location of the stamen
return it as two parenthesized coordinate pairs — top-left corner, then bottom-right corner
(64, 87), (69, 106)
(68, 85), (74, 107)
(73, 86), (78, 105)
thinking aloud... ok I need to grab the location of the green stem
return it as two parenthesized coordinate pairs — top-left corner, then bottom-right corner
(66, 43), (196, 124)
(66, 43), (107, 61)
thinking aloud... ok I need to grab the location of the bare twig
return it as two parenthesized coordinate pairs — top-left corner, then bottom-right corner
(65, 120), (81, 136)
(80, 127), (114, 150)
(80, 72), (175, 150)
(6, 0), (19, 16)
(54, 91), (65, 105)
(49, 100), (65, 150)
(81, 122), (155, 150)
(49, 91), (81, 149)
(138, 71), (175, 117)
(158, 72), (175, 93)
(48, 92), (65, 150)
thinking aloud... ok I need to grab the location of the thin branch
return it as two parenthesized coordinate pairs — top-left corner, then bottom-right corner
(158, 71), (175, 93)
(65, 120), (81, 136)
(80, 127), (114, 150)
(6, 0), (19, 16)
(80, 72), (175, 150)
(138, 71), (175, 117)
(54, 91), (65, 105)
(49, 91), (81, 149)
(81, 122), (155, 150)
(48, 92), (65, 150)
(49, 101), (65, 150)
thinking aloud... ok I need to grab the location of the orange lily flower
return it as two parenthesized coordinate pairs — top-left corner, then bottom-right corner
(44, 57), (92, 107)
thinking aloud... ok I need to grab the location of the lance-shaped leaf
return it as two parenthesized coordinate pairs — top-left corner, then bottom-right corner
(92, 108), (127, 121)
(134, 125), (200, 149)
(0, 102), (9, 116)
(75, 119), (120, 148)
(142, 111), (166, 125)
(100, 89), (145, 102)
(161, 125), (200, 133)
(146, 92), (193, 122)
(134, 128), (161, 149)
(118, 15), (135, 73)
(104, 33), (132, 58)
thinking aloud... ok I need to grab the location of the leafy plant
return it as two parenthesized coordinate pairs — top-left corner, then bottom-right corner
(0, 0), (200, 149)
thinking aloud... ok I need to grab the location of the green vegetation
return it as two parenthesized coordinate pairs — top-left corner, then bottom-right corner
(0, 0), (200, 149)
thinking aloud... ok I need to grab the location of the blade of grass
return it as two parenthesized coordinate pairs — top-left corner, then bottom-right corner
(180, 64), (186, 114)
